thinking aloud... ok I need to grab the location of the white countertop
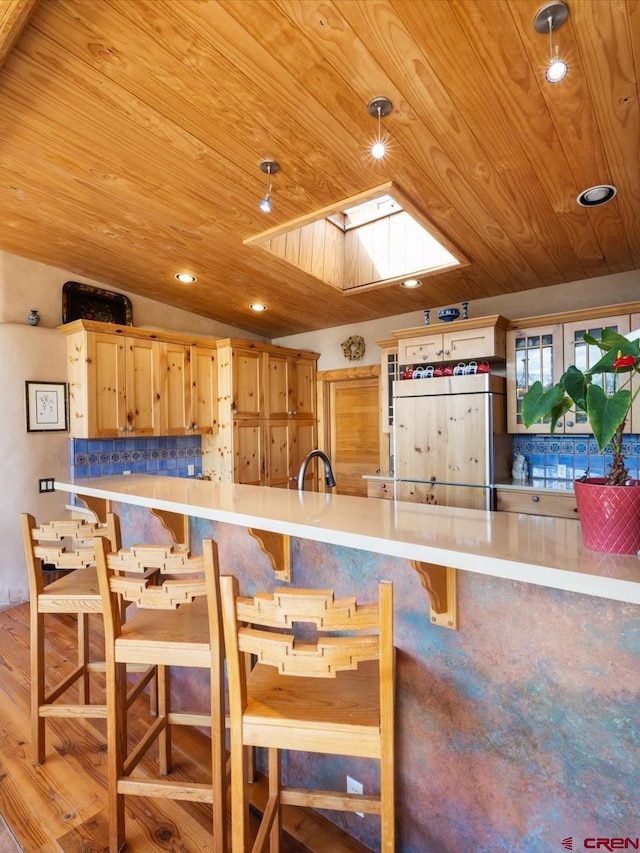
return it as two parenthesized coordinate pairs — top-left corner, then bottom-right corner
(56, 475), (640, 606)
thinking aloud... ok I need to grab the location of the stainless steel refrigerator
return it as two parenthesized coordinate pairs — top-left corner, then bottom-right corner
(393, 373), (511, 510)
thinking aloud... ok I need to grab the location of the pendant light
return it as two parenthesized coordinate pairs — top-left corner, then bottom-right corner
(534, 1), (569, 84)
(367, 97), (393, 160)
(258, 159), (279, 214)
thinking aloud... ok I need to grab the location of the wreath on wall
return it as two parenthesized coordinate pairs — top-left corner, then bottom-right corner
(341, 334), (366, 361)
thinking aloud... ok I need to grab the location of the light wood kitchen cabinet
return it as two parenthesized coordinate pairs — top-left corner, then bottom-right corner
(495, 488), (579, 519)
(158, 343), (219, 436)
(266, 353), (316, 420)
(65, 327), (159, 438)
(507, 312), (631, 434)
(60, 320), (220, 439)
(395, 315), (508, 365)
(208, 340), (319, 487)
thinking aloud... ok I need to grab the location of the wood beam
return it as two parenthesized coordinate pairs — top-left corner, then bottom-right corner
(0, 0), (39, 69)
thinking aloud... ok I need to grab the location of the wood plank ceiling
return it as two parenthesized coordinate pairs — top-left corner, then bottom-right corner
(0, 0), (637, 337)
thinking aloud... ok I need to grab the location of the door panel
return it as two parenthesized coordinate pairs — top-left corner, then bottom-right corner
(395, 393), (488, 487)
(329, 378), (380, 497)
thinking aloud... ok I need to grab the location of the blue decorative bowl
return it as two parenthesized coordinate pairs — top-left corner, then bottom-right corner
(438, 307), (460, 323)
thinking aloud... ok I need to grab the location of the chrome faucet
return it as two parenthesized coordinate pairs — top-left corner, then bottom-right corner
(297, 449), (336, 491)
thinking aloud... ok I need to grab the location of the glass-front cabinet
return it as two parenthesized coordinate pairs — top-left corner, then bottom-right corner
(507, 324), (563, 433)
(507, 314), (631, 434)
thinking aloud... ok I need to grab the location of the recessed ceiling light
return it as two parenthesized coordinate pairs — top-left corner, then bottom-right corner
(400, 278), (422, 289)
(576, 185), (617, 207)
(174, 273), (197, 283)
(249, 302), (268, 312)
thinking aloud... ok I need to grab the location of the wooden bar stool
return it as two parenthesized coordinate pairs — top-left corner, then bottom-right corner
(21, 512), (155, 765)
(220, 579), (396, 853)
(94, 536), (227, 853)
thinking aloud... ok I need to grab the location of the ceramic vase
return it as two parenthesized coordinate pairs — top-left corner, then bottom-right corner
(574, 477), (640, 554)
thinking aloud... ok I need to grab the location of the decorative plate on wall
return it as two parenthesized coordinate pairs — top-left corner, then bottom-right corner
(62, 281), (133, 325)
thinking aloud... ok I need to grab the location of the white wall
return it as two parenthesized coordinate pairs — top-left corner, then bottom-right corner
(274, 270), (640, 370)
(0, 251), (264, 606)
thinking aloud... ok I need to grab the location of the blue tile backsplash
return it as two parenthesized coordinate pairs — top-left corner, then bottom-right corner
(69, 435), (202, 480)
(512, 434), (640, 480)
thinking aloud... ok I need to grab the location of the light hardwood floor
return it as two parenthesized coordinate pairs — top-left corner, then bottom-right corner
(0, 602), (371, 853)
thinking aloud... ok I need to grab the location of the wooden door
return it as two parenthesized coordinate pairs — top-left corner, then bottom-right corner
(292, 358), (316, 418)
(266, 353), (291, 419)
(190, 346), (218, 435)
(89, 332), (126, 437)
(125, 337), (159, 435)
(233, 420), (264, 485)
(324, 373), (381, 497)
(232, 349), (264, 418)
(395, 391), (489, 487)
(158, 342), (190, 435)
(266, 420), (292, 488)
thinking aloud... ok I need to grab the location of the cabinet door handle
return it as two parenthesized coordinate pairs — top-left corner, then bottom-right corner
(566, 420), (574, 427)
(128, 425), (135, 432)
(435, 349), (443, 356)
(531, 495), (540, 502)
(444, 349), (450, 355)
(192, 422), (198, 430)
(119, 426), (126, 432)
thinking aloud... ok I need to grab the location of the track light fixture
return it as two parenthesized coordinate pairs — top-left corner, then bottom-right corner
(258, 159), (279, 214)
(534, 1), (569, 84)
(367, 96), (393, 160)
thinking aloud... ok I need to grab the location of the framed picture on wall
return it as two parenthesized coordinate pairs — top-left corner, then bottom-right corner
(25, 381), (69, 432)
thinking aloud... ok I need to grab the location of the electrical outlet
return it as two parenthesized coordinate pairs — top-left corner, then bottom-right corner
(38, 477), (55, 493)
(123, 470), (131, 476)
(346, 775), (364, 818)
(557, 464), (567, 479)
(188, 464), (195, 476)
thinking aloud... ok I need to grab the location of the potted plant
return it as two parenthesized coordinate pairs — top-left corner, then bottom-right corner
(521, 328), (640, 553)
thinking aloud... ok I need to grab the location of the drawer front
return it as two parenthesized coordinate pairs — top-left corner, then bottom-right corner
(496, 489), (579, 519)
(367, 480), (394, 500)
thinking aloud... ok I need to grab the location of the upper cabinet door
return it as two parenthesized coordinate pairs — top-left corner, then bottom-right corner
(189, 346), (218, 435)
(90, 332), (127, 438)
(266, 353), (292, 419)
(507, 324), (563, 434)
(563, 315), (630, 435)
(291, 357), (316, 418)
(125, 337), (159, 436)
(157, 342), (190, 435)
(232, 348), (264, 418)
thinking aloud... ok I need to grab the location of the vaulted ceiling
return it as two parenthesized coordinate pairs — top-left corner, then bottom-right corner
(0, 0), (638, 337)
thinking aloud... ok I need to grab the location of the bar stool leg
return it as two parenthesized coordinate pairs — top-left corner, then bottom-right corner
(106, 659), (127, 853)
(30, 607), (45, 765)
(78, 613), (90, 704)
(157, 665), (171, 775)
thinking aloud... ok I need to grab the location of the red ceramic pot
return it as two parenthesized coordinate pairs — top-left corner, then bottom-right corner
(574, 477), (640, 554)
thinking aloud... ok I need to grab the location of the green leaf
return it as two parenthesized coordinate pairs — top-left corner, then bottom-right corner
(586, 335), (640, 375)
(562, 366), (588, 410)
(521, 382), (565, 428)
(586, 385), (631, 452)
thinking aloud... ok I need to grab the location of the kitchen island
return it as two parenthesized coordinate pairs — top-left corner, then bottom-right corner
(55, 475), (640, 853)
